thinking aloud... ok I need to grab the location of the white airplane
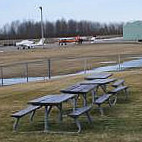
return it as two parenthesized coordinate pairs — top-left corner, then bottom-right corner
(16, 40), (34, 48)
(16, 38), (45, 49)
(90, 37), (123, 43)
(90, 36), (96, 43)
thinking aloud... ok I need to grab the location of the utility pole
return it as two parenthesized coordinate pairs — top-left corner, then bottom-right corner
(39, 6), (44, 49)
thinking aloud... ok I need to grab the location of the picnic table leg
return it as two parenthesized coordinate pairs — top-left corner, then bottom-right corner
(13, 118), (20, 131)
(100, 85), (107, 93)
(73, 95), (78, 111)
(124, 88), (129, 100)
(74, 117), (81, 133)
(91, 90), (96, 104)
(108, 95), (117, 106)
(57, 104), (63, 122)
(82, 93), (87, 106)
(98, 104), (104, 116)
(44, 106), (52, 132)
(30, 110), (36, 122)
(85, 112), (92, 123)
(95, 85), (99, 93)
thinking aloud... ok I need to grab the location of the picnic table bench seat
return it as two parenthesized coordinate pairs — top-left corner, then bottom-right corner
(110, 86), (128, 93)
(109, 85), (129, 100)
(11, 105), (41, 131)
(94, 94), (112, 115)
(112, 79), (125, 87)
(68, 105), (92, 133)
(95, 94), (112, 104)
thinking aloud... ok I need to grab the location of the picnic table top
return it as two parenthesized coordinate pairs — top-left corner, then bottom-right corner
(28, 94), (76, 106)
(85, 72), (112, 80)
(80, 78), (116, 85)
(61, 83), (97, 94)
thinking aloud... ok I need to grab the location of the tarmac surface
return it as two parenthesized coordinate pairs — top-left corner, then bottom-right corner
(0, 43), (61, 52)
(0, 37), (137, 52)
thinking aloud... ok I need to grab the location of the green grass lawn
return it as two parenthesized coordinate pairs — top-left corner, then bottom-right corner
(0, 69), (142, 142)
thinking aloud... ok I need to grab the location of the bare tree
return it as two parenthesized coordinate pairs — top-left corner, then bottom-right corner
(0, 19), (123, 40)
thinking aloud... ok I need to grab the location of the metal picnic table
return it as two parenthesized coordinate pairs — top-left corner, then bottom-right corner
(80, 78), (117, 93)
(28, 94), (76, 132)
(61, 83), (97, 106)
(85, 72), (113, 80)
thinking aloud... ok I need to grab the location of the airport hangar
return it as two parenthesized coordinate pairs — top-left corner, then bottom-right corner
(123, 21), (142, 41)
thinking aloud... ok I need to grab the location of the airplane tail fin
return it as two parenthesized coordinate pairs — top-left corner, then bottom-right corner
(36, 38), (45, 45)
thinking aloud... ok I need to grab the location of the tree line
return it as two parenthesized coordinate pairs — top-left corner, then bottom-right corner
(0, 19), (123, 40)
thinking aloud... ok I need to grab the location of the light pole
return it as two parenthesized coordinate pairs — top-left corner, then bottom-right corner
(39, 6), (44, 48)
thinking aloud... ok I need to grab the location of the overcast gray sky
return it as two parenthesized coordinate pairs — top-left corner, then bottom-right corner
(0, 0), (142, 27)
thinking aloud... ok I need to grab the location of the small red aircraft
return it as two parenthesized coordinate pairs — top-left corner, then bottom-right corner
(58, 36), (83, 45)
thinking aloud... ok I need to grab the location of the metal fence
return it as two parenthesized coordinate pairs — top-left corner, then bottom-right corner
(0, 54), (142, 86)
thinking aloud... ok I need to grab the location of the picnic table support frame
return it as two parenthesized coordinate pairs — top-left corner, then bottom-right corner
(95, 86), (99, 94)
(68, 105), (93, 133)
(57, 104), (63, 122)
(73, 96), (78, 110)
(30, 110), (36, 122)
(82, 93), (87, 106)
(44, 106), (52, 132)
(100, 85), (107, 93)
(124, 89), (129, 100)
(85, 112), (92, 123)
(13, 118), (20, 131)
(108, 95), (117, 106)
(44, 106), (48, 132)
(98, 104), (104, 116)
(91, 90), (96, 104)
(74, 118), (81, 133)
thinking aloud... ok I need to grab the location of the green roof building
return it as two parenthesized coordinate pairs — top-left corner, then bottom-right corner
(123, 21), (142, 41)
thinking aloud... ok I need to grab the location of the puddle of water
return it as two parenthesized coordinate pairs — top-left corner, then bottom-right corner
(0, 58), (142, 86)
(88, 58), (142, 73)
(0, 77), (45, 86)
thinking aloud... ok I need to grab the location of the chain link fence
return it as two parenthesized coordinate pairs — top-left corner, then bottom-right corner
(0, 54), (142, 86)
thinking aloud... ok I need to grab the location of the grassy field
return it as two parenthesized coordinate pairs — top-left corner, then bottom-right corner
(0, 69), (142, 142)
(0, 43), (142, 142)
(1, 43), (142, 64)
(1, 43), (142, 78)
